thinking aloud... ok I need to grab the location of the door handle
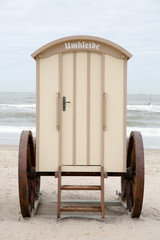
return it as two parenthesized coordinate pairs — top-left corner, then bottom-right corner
(56, 93), (60, 130)
(103, 93), (107, 130)
(63, 96), (71, 111)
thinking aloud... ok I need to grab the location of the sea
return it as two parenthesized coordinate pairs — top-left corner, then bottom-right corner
(0, 92), (160, 149)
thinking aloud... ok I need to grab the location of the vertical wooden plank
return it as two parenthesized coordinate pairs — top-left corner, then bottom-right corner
(73, 53), (76, 165)
(90, 53), (101, 166)
(101, 166), (105, 218)
(36, 57), (40, 171)
(87, 53), (90, 165)
(39, 55), (59, 171)
(57, 166), (61, 218)
(58, 53), (62, 166)
(104, 55), (124, 172)
(76, 53), (87, 165)
(61, 53), (73, 165)
(101, 54), (105, 167)
(123, 58), (127, 172)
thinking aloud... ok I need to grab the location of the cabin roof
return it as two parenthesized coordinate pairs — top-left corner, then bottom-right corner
(31, 35), (132, 60)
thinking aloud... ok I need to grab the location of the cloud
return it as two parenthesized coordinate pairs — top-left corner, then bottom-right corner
(0, 0), (160, 93)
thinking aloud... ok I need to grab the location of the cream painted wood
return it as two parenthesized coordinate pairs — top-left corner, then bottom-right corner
(90, 53), (102, 166)
(35, 36), (130, 173)
(76, 53), (87, 165)
(104, 55), (125, 172)
(38, 55), (59, 171)
(37, 53), (126, 172)
(61, 53), (73, 166)
(61, 52), (102, 167)
(62, 165), (101, 172)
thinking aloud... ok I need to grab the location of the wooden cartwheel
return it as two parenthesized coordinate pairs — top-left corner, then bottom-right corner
(121, 131), (145, 218)
(18, 131), (40, 218)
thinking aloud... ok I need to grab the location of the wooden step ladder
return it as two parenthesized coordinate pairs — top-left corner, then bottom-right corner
(57, 166), (105, 218)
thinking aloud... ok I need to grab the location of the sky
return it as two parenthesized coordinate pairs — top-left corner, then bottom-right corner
(0, 0), (160, 94)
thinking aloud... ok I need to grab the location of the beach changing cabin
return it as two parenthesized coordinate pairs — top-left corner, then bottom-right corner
(18, 36), (144, 219)
(31, 35), (131, 173)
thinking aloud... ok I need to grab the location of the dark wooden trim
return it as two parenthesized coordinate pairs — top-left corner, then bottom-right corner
(36, 171), (125, 177)
(101, 166), (105, 218)
(57, 166), (61, 218)
(61, 185), (101, 190)
(60, 206), (101, 212)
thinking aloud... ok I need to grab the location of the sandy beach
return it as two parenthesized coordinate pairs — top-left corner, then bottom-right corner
(0, 145), (160, 240)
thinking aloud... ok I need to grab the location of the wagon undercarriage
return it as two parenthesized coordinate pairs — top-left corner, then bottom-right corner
(18, 130), (144, 219)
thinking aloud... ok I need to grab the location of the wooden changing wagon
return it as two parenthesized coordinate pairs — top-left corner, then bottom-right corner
(18, 36), (144, 219)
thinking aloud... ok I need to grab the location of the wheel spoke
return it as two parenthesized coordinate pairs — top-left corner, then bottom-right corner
(131, 144), (136, 170)
(126, 181), (132, 211)
(121, 138), (129, 200)
(30, 179), (35, 209)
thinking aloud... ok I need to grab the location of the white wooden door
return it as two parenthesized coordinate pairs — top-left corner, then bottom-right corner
(61, 52), (102, 166)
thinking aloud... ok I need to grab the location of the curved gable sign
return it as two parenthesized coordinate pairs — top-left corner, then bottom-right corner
(31, 36), (132, 60)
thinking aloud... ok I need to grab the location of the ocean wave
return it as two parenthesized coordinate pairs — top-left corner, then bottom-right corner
(1, 103), (160, 113)
(0, 112), (36, 119)
(7, 104), (35, 108)
(0, 103), (36, 111)
(127, 127), (160, 137)
(0, 126), (36, 133)
(0, 125), (160, 138)
(127, 104), (160, 113)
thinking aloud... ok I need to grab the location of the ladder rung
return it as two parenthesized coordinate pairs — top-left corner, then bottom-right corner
(60, 206), (101, 212)
(57, 166), (105, 218)
(61, 185), (101, 190)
